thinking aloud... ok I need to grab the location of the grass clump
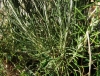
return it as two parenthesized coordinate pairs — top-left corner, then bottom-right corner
(0, 0), (100, 76)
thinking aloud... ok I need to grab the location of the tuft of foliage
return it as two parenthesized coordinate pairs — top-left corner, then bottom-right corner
(0, 0), (100, 76)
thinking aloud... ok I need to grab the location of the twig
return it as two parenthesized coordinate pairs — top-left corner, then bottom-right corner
(86, 31), (92, 76)
(87, 5), (97, 20)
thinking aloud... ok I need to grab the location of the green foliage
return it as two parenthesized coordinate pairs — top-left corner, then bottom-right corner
(0, 0), (100, 76)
